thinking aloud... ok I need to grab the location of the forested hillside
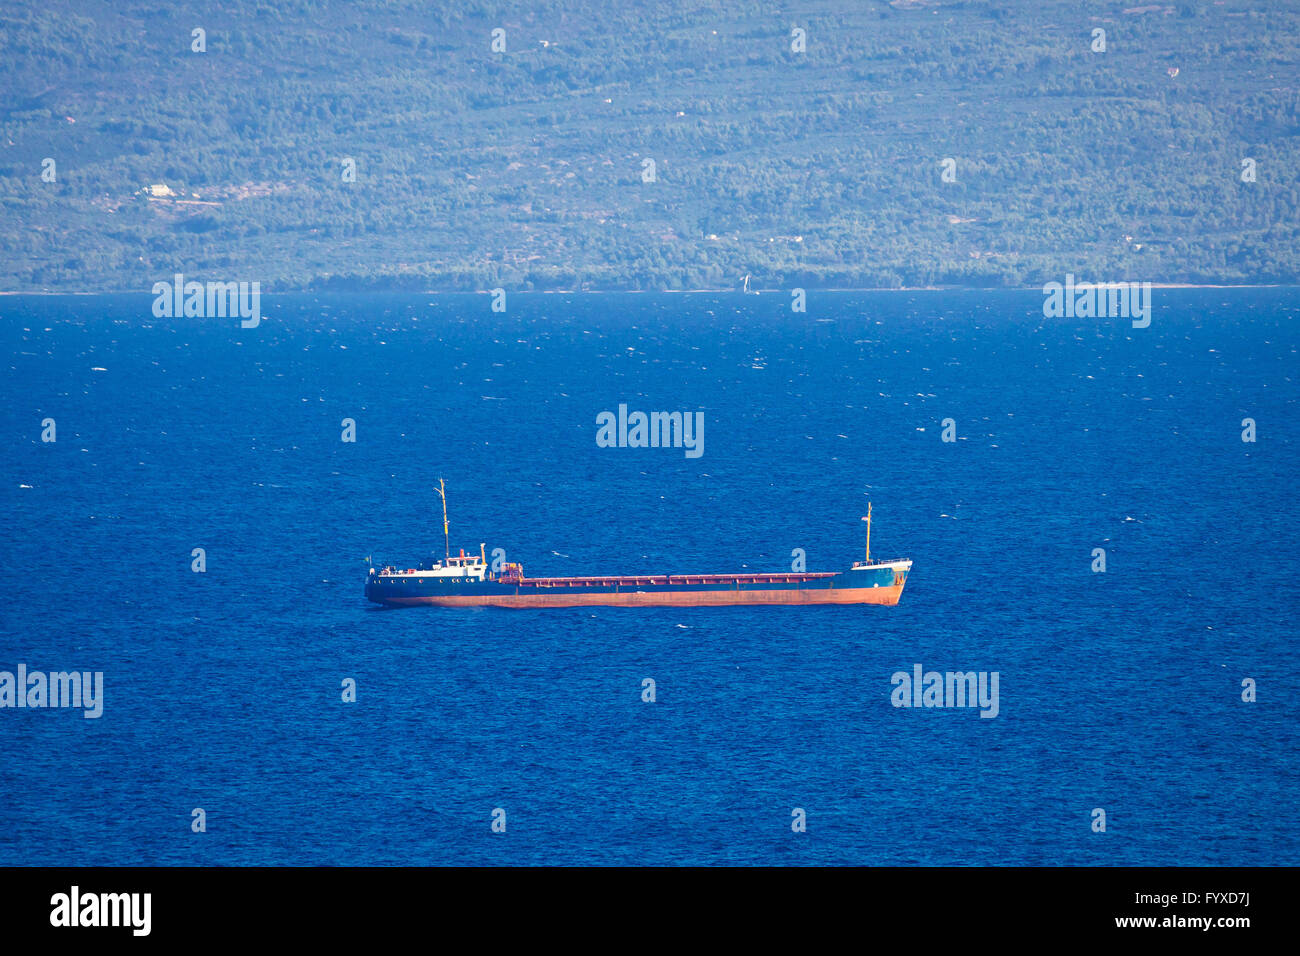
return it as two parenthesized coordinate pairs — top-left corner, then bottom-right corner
(2, 0), (1298, 291)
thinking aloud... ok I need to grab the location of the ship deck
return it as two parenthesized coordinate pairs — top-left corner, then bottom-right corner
(515, 571), (840, 588)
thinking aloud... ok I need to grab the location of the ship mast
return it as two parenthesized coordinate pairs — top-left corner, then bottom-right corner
(436, 478), (450, 563)
(864, 502), (872, 565)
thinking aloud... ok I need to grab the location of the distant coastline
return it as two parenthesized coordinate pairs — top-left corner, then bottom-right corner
(1, 283), (1291, 297)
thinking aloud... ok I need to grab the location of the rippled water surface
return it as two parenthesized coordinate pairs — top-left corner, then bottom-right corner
(1, 290), (1296, 865)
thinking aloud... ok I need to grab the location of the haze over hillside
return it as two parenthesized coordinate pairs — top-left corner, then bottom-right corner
(3, 0), (1299, 291)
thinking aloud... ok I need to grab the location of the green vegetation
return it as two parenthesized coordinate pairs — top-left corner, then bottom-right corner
(2, 0), (1298, 291)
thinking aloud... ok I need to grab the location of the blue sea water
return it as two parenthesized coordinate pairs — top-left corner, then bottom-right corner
(0, 289), (1296, 866)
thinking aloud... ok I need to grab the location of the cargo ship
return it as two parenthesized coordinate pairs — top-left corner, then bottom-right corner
(365, 480), (912, 609)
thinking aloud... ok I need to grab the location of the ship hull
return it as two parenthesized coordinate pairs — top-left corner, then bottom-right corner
(365, 562), (911, 609)
(376, 584), (904, 608)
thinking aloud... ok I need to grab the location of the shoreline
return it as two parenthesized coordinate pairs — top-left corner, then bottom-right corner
(0, 283), (1291, 297)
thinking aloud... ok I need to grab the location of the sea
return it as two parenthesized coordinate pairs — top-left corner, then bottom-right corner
(0, 289), (1296, 865)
